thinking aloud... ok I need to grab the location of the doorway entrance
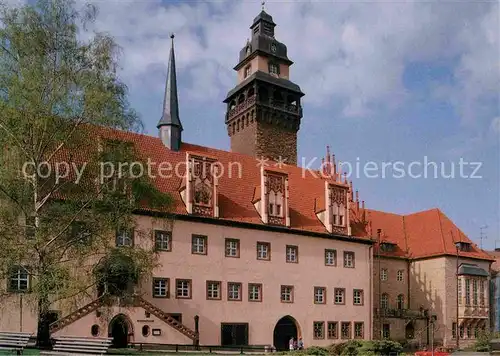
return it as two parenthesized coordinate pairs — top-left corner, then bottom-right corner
(273, 316), (299, 351)
(109, 314), (133, 348)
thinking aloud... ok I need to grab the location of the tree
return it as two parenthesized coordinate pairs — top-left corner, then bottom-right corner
(0, 0), (171, 347)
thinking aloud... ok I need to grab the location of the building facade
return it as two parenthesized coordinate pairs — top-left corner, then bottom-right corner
(0, 7), (493, 351)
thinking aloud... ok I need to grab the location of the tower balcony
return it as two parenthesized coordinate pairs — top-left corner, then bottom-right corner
(226, 95), (302, 122)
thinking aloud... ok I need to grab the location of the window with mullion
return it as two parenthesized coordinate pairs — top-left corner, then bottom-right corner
(116, 229), (133, 247)
(248, 283), (262, 302)
(314, 287), (326, 304)
(286, 245), (298, 263)
(153, 278), (169, 298)
(175, 279), (191, 299)
(325, 249), (337, 266)
(154, 230), (171, 251)
(192, 234), (207, 255)
(225, 239), (240, 258)
(228, 282), (242, 301)
(206, 281), (221, 300)
(8, 266), (29, 292)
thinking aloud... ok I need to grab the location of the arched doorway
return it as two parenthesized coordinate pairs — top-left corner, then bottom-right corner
(273, 316), (299, 351)
(109, 314), (133, 348)
(405, 322), (415, 339)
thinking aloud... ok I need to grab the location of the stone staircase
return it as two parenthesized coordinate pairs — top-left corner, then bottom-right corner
(48, 295), (198, 343)
(49, 296), (104, 334)
(135, 296), (198, 342)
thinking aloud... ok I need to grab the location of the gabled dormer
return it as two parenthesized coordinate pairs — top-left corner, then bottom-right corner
(380, 241), (397, 252)
(316, 180), (350, 236)
(179, 152), (219, 218)
(253, 166), (290, 227)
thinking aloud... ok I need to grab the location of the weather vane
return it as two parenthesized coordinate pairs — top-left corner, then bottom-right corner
(261, 0), (265, 11)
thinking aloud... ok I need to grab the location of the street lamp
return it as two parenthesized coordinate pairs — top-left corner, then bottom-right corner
(455, 242), (461, 350)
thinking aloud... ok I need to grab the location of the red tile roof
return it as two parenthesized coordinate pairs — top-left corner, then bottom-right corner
(91, 127), (493, 262)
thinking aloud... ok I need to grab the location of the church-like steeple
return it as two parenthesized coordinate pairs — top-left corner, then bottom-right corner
(158, 34), (182, 151)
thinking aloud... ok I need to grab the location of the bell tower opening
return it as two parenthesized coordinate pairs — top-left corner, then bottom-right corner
(223, 9), (304, 165)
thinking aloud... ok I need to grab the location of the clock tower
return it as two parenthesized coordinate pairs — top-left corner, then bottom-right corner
(223, 9), (304, 165)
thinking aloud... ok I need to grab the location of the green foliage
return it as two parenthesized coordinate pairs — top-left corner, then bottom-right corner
(0, 0), (171, 347)
(474, 329), (492, 352)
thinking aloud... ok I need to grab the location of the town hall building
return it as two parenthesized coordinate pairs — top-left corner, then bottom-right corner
(0, 7), (494, 351)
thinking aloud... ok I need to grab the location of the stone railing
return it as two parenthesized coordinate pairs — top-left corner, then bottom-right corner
(374, 308), (430, 319)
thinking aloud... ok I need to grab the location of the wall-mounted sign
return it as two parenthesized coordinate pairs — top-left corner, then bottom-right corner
(152, 328), (161, 336)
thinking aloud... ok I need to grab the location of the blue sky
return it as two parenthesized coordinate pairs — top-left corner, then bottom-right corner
(10, 0), (499, 248)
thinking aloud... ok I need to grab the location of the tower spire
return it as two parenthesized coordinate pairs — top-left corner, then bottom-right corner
(158, 33), (183, 151)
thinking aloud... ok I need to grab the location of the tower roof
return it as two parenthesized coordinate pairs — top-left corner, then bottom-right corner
(251, 10), (275, 28)
(157, 34), (182, 130)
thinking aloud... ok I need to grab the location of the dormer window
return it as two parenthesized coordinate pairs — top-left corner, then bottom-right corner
(316, 182), (350, 235)
(380, 242), (396, 252)
(244, 65), (251, 78)
(456, 242), (472, 252)
(179, 153), (219, 218)
(253, 168), (290, 227)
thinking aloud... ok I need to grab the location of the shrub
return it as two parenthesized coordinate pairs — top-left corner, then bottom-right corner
(304, 346), (329, 356)
(474, 330), (491, 352)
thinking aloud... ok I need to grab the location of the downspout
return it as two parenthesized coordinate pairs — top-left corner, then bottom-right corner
(369, 244), (373, 340)
(377, 229), (382, 339)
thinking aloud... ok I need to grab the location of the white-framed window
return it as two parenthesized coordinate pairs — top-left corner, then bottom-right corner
(344, 251), (355, 268)
(9, 266), (29, 292)
(286, 245), (298, 263)
(381, 293), (389, 309)
(353, 289), (363, 305)
(116, 229), (133, 247)
(334, 288), (345, 304)
(176, 279), (191, 299)
(397, 270), (404, 282)
(314, 287), (326, 304)
(228, 282), (242, 301)
(354, 322), (364, 339)
(257, 242), (270, 260)
(397, 294), (405, 310)
(207, 281), (221, 300)
(153, 278), (169, 298)
(225, 238), (240, 257)
(313, 321), (325, 339)
(281, 285), (293, 302)
(248, 283), (262, 302)
(325, 249), (337, 266)
(191, 234), (207, 255)
(154, 230), (171, 251)
(381, 268), (388, 281)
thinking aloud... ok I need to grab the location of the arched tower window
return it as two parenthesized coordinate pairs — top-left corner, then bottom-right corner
(267, 174), (284, 218)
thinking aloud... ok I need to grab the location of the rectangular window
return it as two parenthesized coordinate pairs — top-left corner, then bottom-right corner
(325, 249), (337, 266)
(257, 242), (271, 261)
(334, 288), (345, 305)
(248, 283), (262, 302)
(25, 216), (35, 239)
(382, 324), (390, 339)
(353, 289), (364, 305)
(314, 287), (326, 304)
(206, 281), (221, 300)
(269, 63), (279, 75)
(341, 322), (351, 339)
(452, 322), (457, 339)
(9, 266), (29, 292)
(71, 221), (92, 244)
(344, 251), (355, 268)
(116, 229), (133, 247)
(354, 322), (364, 339)
(313, 322), (325, 339)
(466, 326), (471, 338)
(153, 278), (169, 298)
(473, 279), (478, 306)
(175, 279), (191, 299)
(244, 65), (251, 78)
(397, 270), (404, 282)
(381, 268), (388, 281)
(192, 234), (207, 255)
(225, 238), (240, 258)
(465, 279), (471, 306)
(459, 325), (464, 339)
(281, 285), (294, 303)
(286, 245), (298, 263)
(480, 279), (485, 306)
(154, 230), (171, 251)
(327, 322), (338, 339)
(228, 282), (242, 301)
(458, 279), (462, 305)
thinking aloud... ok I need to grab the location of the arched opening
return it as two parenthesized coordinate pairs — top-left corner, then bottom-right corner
(94, 249), (139, 298)
(405, 322), (415, 339)
(91, 324), (100, 337)
(273, 316), (300, 351)
(259, 87), (269, 103)
(109, 314), (133, 348)
(237, 94), (245, 104)
(248, 87), (255, 97)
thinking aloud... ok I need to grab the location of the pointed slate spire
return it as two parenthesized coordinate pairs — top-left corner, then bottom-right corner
(158, 34), (182, 151)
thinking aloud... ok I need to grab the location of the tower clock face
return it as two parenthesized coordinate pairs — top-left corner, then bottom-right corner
(271, 44), (276, 53)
